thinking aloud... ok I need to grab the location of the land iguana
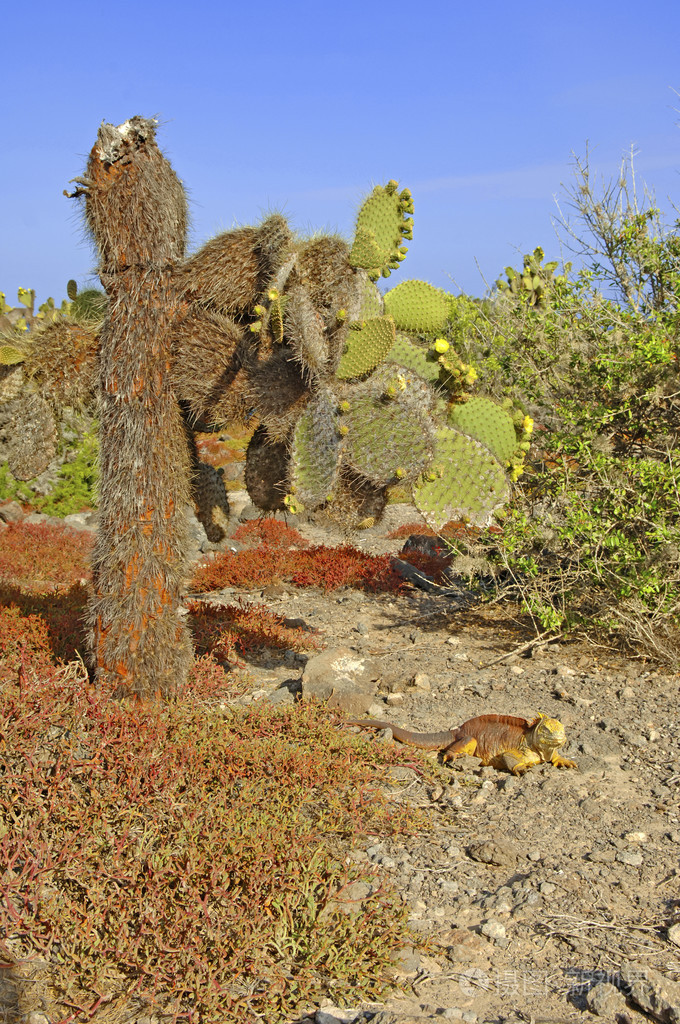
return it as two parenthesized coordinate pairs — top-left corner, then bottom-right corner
(347, 713), (577, 775)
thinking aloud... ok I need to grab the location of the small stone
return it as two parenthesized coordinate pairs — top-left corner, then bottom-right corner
(624, 831), (647, 843)
(467, 840), (518, 869)
(509, 664), (524, 676)
(385, 692), (405, 705)
(667, 922), (680, 947)
(0, 500), (24, 523)
(411, 671), (431, 691)
(619, 685), (636, 699)
(647, 728), (660, 742)
(539, 881), (557, 895)
(315, 1008), (362, 1024)
(586, 981), (627, 1017)
(480, 919), (506, 941)
(616, 849), (643, 867)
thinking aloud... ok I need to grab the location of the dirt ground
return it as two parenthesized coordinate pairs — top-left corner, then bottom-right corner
(217, 491), (680, 1024)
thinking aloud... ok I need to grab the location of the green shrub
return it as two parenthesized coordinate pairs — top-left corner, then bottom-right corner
(442, 183), (680, 663)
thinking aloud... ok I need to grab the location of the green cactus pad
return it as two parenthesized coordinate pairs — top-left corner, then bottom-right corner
(386, 333), (441, 383)
(413, 427), (509, 530)
(383, 280), (451, 334)
(448, 397), (518, 463)
(336, 316), (395, 380)
(357, 273), (384, 320)
(342, 378), (435, 486)
(0, 344), (26, 366)
(290, 389), (341, 507)
(349, 182), (413, 281)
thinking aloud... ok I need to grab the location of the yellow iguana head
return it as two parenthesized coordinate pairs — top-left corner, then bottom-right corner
(530, 713), (567, 753)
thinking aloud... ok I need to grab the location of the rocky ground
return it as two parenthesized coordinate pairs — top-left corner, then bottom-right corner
(6, 490), (680, 1024)
(223, 493), (680, 1024)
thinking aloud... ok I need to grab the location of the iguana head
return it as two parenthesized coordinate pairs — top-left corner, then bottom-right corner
(530, 713), (567, 753)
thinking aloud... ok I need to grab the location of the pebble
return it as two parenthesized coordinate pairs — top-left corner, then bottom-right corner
(480, 919), (506, 941)
(315, 1009), (360, 1024)
(616, 849), (643, 866)
(412, 672), (431, 691)
(624, 831), (647, 843)
(586, 981), (628, 1017)
(667, 923), (680, 947)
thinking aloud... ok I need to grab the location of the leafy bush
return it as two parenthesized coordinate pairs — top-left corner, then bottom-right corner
(0, 430), (99, 516)
(441, 161), (680, 662)
(36, 430), (99, 515)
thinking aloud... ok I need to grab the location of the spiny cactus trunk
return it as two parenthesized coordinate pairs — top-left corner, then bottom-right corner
(91, 271), (192, 697)
(80, 118), (193, 699)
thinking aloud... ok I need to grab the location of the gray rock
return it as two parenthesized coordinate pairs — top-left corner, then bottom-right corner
(480, 919), (506, 941)
(586, 981), (628, 1016)
(621, 962), (680, 1023)
(315, 1008), (365, 1024)
(0, 499), (24, 522)
(616, 849), (643, 867)
(466, 840), (518, 869)
(301, 646), (380, 714)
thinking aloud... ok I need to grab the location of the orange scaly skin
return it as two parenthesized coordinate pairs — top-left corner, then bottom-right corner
(348, 712), (577, 775)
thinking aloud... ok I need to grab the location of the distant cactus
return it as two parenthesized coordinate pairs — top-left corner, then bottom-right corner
(496, 246), (570, 308)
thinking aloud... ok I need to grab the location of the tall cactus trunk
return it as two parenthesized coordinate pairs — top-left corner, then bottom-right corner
(75, 118), (193, 699)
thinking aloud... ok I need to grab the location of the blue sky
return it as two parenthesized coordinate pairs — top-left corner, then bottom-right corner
(2, 0), (678, 308)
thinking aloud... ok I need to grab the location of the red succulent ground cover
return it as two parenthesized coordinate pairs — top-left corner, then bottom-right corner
(187, 597), (321, 668)
(0, 661), (417, 1022)
(231, 518), (310, 549)
(190, 544), (406, 595)
(0, 521), (93, 592)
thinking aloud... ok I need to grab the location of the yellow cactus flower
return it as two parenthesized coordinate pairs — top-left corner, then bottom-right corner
(434, 338), (449, 354)
(522, 415), (534, 435)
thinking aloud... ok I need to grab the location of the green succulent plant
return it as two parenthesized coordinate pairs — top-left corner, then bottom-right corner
(496, 246), (571, 308)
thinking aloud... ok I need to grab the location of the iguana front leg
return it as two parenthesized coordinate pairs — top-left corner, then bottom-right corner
(550, 751), (578, 769)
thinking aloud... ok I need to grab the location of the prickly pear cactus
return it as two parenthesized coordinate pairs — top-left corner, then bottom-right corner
(223, 179), (530, 530)
(413, 427), (510, 530)
(67, 117), (195, 700)
(53, 119), (528, 697)
(336, 316), (395, 380)
(448, 397), (518, 464)
(496, 246), (570, 308)
(349, 181), (412, 280)
(383, 279), (451, 334)
(289, 390), (341, 507)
